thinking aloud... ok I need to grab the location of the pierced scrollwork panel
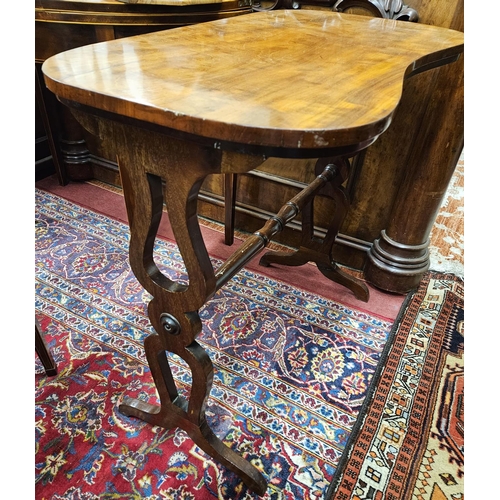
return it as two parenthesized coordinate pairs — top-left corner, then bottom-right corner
(333, 0), (418, 21)
(253, 0), (418, 22)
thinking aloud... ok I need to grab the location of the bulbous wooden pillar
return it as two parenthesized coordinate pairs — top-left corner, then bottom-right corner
(364, 56), (464, 293)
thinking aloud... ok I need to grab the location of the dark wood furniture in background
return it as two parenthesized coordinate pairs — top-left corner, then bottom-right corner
(42, 10), (463, 493)
(35, 0), (253, 185)
(35, 0), (464, 295)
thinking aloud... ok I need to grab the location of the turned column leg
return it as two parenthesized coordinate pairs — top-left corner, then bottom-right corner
(363, 58), (464, 293)
(38, 65), (94, 183)
(259, 157), (369, 302)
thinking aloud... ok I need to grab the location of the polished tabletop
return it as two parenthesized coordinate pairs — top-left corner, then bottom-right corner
(42, 10), (464, 151)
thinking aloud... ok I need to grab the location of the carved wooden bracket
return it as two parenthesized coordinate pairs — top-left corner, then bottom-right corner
(253, 0), (418, 22)
(334, 0), (418, 21)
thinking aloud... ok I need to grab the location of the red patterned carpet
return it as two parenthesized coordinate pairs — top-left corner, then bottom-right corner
(326, 272), (464, 500)
(35, 174), (465, 499)
(35, 186), (401, 499)
(34, 175), (404, 320)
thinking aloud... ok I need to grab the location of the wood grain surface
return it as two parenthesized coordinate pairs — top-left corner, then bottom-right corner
(42, 10), (464, 151)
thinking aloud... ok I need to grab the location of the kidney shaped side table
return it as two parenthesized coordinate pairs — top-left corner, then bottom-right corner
(42, 10), (464, 495)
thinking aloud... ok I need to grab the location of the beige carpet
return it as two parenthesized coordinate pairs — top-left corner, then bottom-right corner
(428, 152), (464, 277)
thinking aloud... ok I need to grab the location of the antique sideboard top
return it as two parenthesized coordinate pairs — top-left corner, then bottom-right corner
(35, 0), (243, 9)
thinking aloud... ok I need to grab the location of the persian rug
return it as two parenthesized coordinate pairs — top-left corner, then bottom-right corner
(35, 188), (396, 499)
(326, 272), (464, 500)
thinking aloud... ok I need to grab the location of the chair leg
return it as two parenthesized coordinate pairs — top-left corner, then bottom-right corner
(35, 320), (57, 376)
(224, 173), (237, 246)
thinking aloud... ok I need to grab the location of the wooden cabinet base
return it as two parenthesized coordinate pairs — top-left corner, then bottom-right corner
(364, 230), (430, 293)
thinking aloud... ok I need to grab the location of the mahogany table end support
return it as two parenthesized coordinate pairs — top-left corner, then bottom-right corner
(118, 338), (268, 495)
(107, 122), (358, 494)
(104, 124), (268, 495)
(259, 157), (369, 302)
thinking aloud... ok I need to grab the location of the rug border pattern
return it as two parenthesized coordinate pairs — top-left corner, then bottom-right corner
(326, 272), (464, 500)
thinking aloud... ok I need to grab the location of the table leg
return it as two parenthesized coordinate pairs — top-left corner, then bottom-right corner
(106, 122), (267, 495)
(35, 319), (58, 376)
(259, 157), (369, 302)
(224, 173), (237, 246)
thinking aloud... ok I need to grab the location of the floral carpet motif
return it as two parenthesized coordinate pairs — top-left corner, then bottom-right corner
(35, 189), (394, 499)
(326, 272), (464, 500)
